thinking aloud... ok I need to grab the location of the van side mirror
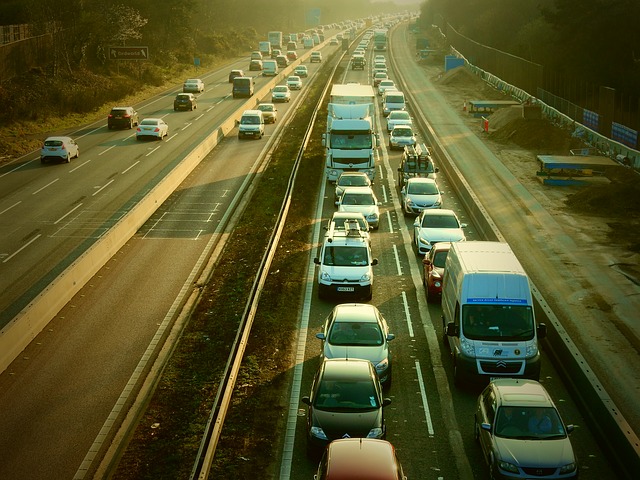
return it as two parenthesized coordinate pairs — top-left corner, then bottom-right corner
(435, 167), (440, 173)
(382, 398), (392, 407)
(302, 396), (311, 406)
(481, 423), (491, 432)
(235, 119), (239, 126)
(537, 323), (547, 339)
(446, 322), (458, 337)
(371, 258), (379, 266)
(566, 424), (574, 434)
(314, 257), (320, 265)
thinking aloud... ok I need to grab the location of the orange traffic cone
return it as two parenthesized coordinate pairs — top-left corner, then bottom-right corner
(463, 100), (467, 112)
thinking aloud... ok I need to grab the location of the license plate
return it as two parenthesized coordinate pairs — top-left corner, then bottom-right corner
(337, 286), (355, 292)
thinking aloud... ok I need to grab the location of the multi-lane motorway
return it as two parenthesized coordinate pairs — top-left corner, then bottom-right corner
(0, 22), (634, 480)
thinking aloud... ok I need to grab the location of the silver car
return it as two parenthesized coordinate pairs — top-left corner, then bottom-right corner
(413, 208), (466, 255)
(334, 171), (372, 202)
(316, 303), (395, 385)
(401, 177), (443, 215)
(336, 186), (381, 229)
(475, 379), (578, 479)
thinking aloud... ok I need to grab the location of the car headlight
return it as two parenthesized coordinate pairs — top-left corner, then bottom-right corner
(406, 198), (415, 206)
(366, 427), (383, 439)
(433, 198), (442, 206)
(366, 213), (378, 222)
(526, 341), (538, 357)
(497, 460), (519, 474)
(418, 233), (430, 246)
(375, 358), (389, 373)
(460, 337), (475, 356)
(310, 426), (328, 440)
(559, 462), (577, 474)
(320, 271), (332, 281)
(360, 272), (372, 282)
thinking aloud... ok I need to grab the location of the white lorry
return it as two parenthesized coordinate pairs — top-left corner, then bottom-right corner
(268, 31), (283, 51)
(322, 84), (379, 182)
(258, 41), (271, 58)
(441, 241), (547, 386)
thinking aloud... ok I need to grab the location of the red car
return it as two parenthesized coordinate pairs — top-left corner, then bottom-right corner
(315, 438), (406, 480)
(422, 242), (451, 303)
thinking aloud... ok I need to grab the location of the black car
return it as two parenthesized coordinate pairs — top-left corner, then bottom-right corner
(228, 69), (244, 83)
(302, 358), (391, 455)
(276, 55), (289, 68)
(173, 93), (197, 111)
(107, 106), (139, 129)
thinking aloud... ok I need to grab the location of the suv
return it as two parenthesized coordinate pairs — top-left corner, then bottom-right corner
(475, 379), (578, 479)
(173, 93), (197, 111)
(107, 106), (139, 129)
(310, 51), (323, 63)
(314, 222), (378, 300)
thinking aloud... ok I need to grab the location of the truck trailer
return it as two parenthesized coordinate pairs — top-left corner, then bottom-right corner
(322, 84), (379, 182)
(373, 29), (387, 51)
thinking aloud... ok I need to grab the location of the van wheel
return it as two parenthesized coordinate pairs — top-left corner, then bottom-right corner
(453, 361), (463, 387)
(473, 417), (481, 443)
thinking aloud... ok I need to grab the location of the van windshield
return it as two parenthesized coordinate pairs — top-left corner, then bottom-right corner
(461, 304), (534, 341)
(330, 131), (372, 149)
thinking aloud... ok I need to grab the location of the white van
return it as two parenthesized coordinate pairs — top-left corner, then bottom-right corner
(382, 91), (406, 116)
(262, 59), (278, 76)
(441, 241), (546, 386)
(237, 110), (264, 139)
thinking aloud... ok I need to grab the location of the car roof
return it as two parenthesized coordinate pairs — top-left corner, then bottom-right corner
(407, 177), (436, 185)
(185, 78), (202, 82)
(341, 186), (375, 195)
(111, 106), (132, 111)
(490, 379), (554, 407)
(324, 439), (401, 480)
(44, 136), (72, 141)
(423, 208), (455, 216)
(332, 303), (379, 323)
(320, 358), (373, 381)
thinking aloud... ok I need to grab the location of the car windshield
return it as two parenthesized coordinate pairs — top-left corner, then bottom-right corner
(274, 86), (287, 92)
(258, 105), (273, 112)
(315, 380), (379, 410)
(421, 214), (459, 228)
(390, 112), (410, 120)
(329, 322), (383, 346)
(408, 182), (438, 195)
(322, 246), (369, 267)
(494, 406), (566, 439)
(44, 140), (63, 147)
(338, 175), (369, 187)
(461, 304), (535, 341)
(241, 116), (260, 124)
(432, 250), (449, 268)
(393, 128), (413, 137)
(140, 119), (158, 126)
(330, 132), (373, 149)
(341, 192), (374, 206)
(386, 95), (404, 103)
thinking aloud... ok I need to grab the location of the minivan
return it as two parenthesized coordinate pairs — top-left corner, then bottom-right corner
(232, 76), (255, 98)
(237, 110), (264, 139)
(383, 91), (406, 116)
(262, 59), (278, 76)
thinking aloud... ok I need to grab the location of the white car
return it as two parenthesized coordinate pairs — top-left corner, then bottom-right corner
(373, 71), (388, 87)
(271, 85), (291, 102)
(183, 78), (204, 93)
(378, 80), (396, 96)
(386, 111), (413, 132)
(40, 136), (79, 164)
(334, 171), (372, 201)
(401, 178), (443, 215)
(413, 209), (466, 255)
(286, 75), (302, 90)
(389, 125), (417, 150)
(310, 51), (323, 63)
(136, 118), (169, 140)
(374, 55), (386, 63)
(294, 65), (308, 77)
(335, 186), (381, 229)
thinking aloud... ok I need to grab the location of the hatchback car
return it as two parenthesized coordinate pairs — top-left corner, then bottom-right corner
(378, 80), (396, 96)
(294, 65), (308, 77)
(386, 110), (413, 132)
(475, 378), (578, 479)
(389, 125), (417, 150)
(286, 50), (298, 61)
(301, 358), (391, 454)
(228, 69), (244, 83)
(373, 71), (388, 87)
(107, 106), (139, 130)
(40, 136), (79, 164)
(316, 304), (395, 385)
(249, 59), (263, 71)
(271, 85), (291, 103)
(276, 55), (289, 68)
(422, 242), (450, 303)
(310, 51), (323, 63)
(183, 78), (204, 93)
(401, 177), (443, 215)
(286, 75), (302, 90)
(173, 93), (197, 111)
(256, 103), (277, 124)
(314, 439), (406, 480)
(336, 186), (381, 229)
(136, 118), (169, 141)
(334, 171), (372, 202)
(413, 209), (466, 255)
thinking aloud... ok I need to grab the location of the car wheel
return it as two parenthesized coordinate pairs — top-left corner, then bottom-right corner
(40, 157), (45, 164)
(108, 124), (112, 130)
(65, 154), (71, 163)
(453, 360), (463, 387)
(473, 417), (481, 443)
(174, 107), (177, 111)
(128, 120), (133, 129)
(75, 149), (79, 159)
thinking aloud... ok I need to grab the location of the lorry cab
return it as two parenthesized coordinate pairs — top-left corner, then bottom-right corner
(441, 241), (547, 386)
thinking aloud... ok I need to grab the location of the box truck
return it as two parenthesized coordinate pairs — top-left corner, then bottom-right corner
(441, 241), (546, 386)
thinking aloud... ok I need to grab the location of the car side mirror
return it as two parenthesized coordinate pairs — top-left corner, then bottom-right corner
(446, 322), (459, 337)
(316, 332), (326, 340)
(481, 423), (492, 432)
(386, 333), (395, 341)
(435, 167), (440, 173)
(235, 120), (239, 126)
(413, 219), (420, 227)
(460, 223), (468, 228)
(371, 258), (379, 266)
(423, 258), (431, 266)
(566, 424), (574, 434)
(401, 187), (406, 194)
(302, 396), (311, 406)
(537, 323), (547, 339)
(314, 257), (320, 265)
(382, 398), (392, 407)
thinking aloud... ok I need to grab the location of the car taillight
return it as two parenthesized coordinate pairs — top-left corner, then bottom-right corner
(137, 127), (141, 132)
(108, 114), (113, 118)
(123, 114), (131, 118)
(154, 128), (160, 132)
(61, 144), (66, 150)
